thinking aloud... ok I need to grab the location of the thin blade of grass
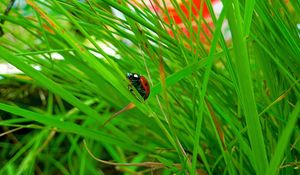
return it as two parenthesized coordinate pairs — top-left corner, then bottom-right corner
(227, 0), (269, 174)
(0, 102), (149, 152)
(266, 101), (300, 175)
(0, 46), (101, 120)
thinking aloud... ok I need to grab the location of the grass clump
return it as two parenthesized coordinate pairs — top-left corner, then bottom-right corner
(0, 0), (299, 174)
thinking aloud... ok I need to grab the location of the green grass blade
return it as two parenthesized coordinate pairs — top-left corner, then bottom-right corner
(227, 1), (269, 174)
(0, 46), (101, 120)
(266, 102), (300, 175)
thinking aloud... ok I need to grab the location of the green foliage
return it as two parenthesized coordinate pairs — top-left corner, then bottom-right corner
(0, 0), (299, 174)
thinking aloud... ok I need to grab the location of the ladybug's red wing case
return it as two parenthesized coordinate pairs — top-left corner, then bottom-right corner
(140, 76), (150, 99)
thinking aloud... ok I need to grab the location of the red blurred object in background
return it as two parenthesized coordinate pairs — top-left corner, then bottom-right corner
(138, 0), (222, 43)
(158, 0), (218, 23)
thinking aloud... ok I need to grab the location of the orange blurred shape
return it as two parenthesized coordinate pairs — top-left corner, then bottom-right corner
(156, 0), (217, 23)
(134, 0), (220, 43)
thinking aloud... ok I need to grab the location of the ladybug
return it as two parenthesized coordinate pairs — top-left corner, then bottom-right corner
(126, 72), (150, 100)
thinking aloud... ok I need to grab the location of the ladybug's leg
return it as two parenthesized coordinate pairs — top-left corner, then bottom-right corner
(128, 84), (140, 99)
(128, 85), (134, 93)
(128, 84), (136, 97)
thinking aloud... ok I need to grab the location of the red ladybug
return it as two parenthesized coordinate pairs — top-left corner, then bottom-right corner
(126, 72), (150, 100)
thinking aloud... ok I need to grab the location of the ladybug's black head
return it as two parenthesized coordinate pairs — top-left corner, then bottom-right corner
(126, 72), (140, 81)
